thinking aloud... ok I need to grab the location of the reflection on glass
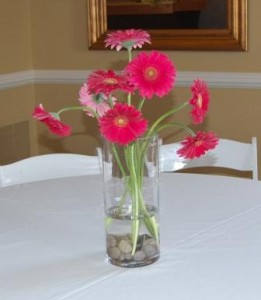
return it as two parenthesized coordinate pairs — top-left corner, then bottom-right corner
(107, 0), (227, 30)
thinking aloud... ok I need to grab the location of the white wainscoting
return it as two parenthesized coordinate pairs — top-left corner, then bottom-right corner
(1, 70), (261, 91)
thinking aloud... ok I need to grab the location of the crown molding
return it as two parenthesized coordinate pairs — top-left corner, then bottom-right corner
(1, 69), (261, 91)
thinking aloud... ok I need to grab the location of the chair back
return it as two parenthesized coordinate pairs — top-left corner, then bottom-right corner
(160, 137), (258, 180)
(0, 153), (101, 187)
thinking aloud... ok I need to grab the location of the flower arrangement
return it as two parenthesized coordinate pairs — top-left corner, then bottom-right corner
(32, 29), (218, 266)
(33, 29), (218, 158)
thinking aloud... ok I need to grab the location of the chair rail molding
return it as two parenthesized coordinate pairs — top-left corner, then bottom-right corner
(1, 70), (261, 90)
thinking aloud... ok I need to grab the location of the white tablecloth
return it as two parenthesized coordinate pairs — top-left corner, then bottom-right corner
(0, 173), (261, 300)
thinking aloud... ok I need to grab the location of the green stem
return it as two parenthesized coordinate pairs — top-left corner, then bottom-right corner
(111, 144), (131, 213)
(112, 144), (127, 178)
(127, 93), (132, 106)
(156, 121), (195, 136)
(127, 49), (133, 105)
(128, 48), (132, 62)
(128, 144), (140, 255)
(146, 101), (189, 138)
(137, 98), (146, 111)
(137, 188), (159, 243)
(57, 105), (99, 119)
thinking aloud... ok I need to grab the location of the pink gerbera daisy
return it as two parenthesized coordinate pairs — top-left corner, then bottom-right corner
(177, 131), (219, 159)
(125, 50), (176, 99)
(99, 103), (148, 145)
(87, 70), (133, 96)
(32, 104), (71, 137)
(105, 29), (151, 51)
(79, 83), (115, 117)
(189, 79), (210, 124)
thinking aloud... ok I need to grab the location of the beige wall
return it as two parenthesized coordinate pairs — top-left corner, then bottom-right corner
(0, 0), (33, 73)
(1, 0), (261, 177)
(0, 0), (36, 162)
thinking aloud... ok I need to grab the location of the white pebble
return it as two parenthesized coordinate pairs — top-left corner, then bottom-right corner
(118, 239), (132, 254)
(134, 250), (146, 261)
(143, 244), (157, 257)
(108, 247), (121, 259)
(107, 235), (116, 248)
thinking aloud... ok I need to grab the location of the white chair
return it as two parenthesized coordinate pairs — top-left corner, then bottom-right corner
(160, 137), (258, 180)
(0, 153), (101, 188)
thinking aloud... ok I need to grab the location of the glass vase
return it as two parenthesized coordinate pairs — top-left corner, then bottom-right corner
(102, 135), (160, 267)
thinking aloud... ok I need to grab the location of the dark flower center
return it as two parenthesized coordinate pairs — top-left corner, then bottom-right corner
(93, 93), (104, 104)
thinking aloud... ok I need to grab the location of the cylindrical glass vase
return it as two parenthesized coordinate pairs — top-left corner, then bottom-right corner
(102, 135), (160, 268)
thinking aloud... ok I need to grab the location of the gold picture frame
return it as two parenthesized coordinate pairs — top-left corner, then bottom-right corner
(87, 0), (247, 51)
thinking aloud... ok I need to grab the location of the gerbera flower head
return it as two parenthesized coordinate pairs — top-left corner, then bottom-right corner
(87, 70), (133, 96)
(105, 29), (151, 51)
(79, 83), (115, 117)
(125, 50), (176, 99)
(189, 79), (210, 124)
(177, 131), (219, 159)
(99, 103), (148, 145)
(32, 104), (71, 137)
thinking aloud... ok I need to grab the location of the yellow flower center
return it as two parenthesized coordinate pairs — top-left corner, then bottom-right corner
(104, 78), (118, 85)
(114, 115), (129, 128)
(144, 66), (158, 81)
(197, 94), (203, 108)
